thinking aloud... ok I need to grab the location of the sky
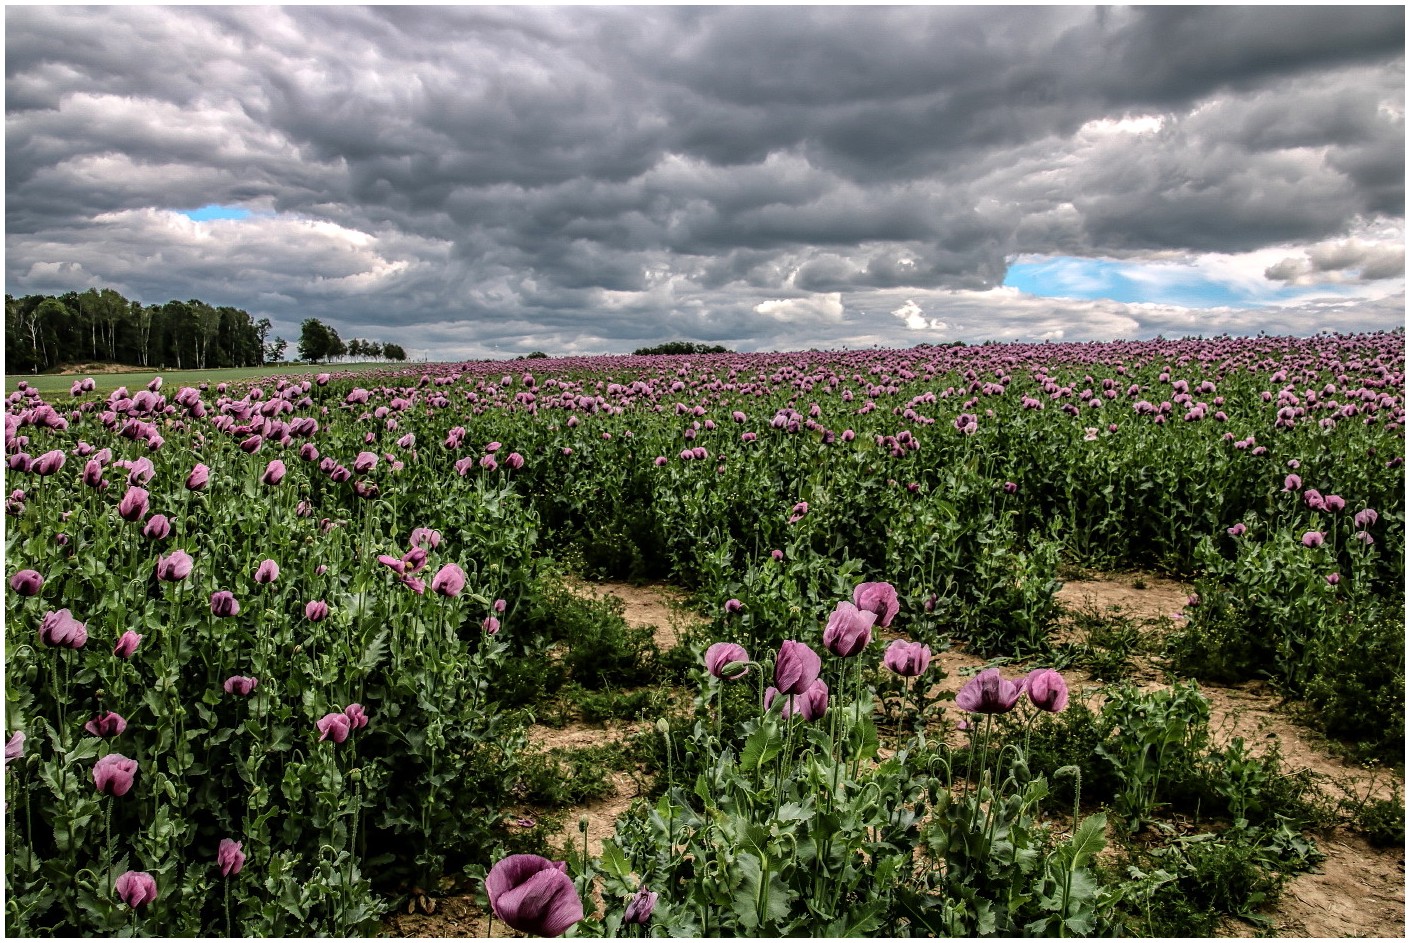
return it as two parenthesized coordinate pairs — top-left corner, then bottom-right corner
(5, 4), (1405, 360)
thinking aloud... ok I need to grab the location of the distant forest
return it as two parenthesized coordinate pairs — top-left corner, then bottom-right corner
(5, 288), (274, 374)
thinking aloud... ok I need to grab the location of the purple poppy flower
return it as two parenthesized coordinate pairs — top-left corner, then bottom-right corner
(400, 574), (426, 595)
(1227, 522), (1247, 537)
(410, 527), (442, 550)
(1323, 494), (1345, 512)
(9, 569), (43, 596)
(482, 615), (501, 634)
(210, 591), (240, 618)
(305, 600), (329, 622)
(223, 676), (258, 696)
(84, 711), (128, 737)
(254, 559), (279, 584)
(766, 678), (829, 721)
(623, 885), (658, 926)
(494, 598), (507, 613)
(344, 703), (369, 730)
(377, 553), (407, 576)
(39, 608), (87, 648)
(113, 630), (143, 659)
(139, 514), (171, 541)
(118, 486), (150, 522)
(1021, 669), (1069, 712)
(5, 730), (24, 765)
(354, 451), (378, 474)
(401, 547), (429, 573)
(431, 563), (466, 597)
(774, 640), (822, 695)
(33, 449), (66, 476)
(883, 639), (932, 677)
(704, 642), (750, 679)
(316, 712), (352, 743)
(186, 464), (209, 490)
(1003, 481), (1019, 494)
(505, 452), (525, 470)
(155, 549), (193, 582)
(724, 598), (743, 614)
(114, 870), (158, 909)
(822, 601), (876, 658)
(1283, 474), (1302, 492)
(262, 460), (286, 486)
(1301, 531), (1325, 548)
(218, 838), (245, 877)
(955, 668), (1022, 714)
(485, 854), (584, 937)
(852, 581), (900, 628)
(1354, 508), (1379, 528)
(771, 549), (783, 561)
(93, 753), (138, 796)
(83, 459), (105, 488)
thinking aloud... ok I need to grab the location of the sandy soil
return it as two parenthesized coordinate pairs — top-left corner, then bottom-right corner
(387, 575), (1405, 939)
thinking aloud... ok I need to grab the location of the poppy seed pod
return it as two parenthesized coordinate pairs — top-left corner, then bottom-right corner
(773, 640), (822, 695)
(485, 855), (584, 937)
(114, 870), (158, 909)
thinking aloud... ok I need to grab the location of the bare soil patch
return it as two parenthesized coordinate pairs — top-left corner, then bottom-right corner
(388, 576), (1404, 938)
(562, 578), (703, 652)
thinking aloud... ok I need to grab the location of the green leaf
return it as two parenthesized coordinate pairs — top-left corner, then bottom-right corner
(1067, 813), (1108, 871)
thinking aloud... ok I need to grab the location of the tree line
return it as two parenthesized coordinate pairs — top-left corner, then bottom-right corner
(5, 288), (275, 374)
(296, 318), (405, 364)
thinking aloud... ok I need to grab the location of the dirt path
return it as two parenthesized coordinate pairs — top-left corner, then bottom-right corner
(387, 575), (1404, 938)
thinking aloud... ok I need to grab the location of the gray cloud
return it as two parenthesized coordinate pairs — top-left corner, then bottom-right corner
(5, 5), (1403, 359)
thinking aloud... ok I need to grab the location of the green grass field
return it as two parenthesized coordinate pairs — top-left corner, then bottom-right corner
(4, 360), (427, 396)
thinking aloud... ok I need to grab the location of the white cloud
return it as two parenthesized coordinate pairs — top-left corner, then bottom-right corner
(753, 293), (844, 323)
(891, 299), (948, 331)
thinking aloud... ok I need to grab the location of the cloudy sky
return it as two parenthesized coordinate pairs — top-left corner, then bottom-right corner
(6, 4), (1405, 359)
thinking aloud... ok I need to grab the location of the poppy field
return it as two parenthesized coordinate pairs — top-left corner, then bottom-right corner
(3, 330), (1404, 937)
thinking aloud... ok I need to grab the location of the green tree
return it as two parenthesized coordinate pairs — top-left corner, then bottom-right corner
(298, 318), (336, 363)
(383, 343), (407, 361)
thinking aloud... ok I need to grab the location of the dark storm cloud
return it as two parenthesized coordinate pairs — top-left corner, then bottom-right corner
(5, 5), (1403, 359)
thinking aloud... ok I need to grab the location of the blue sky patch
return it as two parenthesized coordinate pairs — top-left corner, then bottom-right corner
(179, 204), (252, 222)
(1002, 256), (1311, 308)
